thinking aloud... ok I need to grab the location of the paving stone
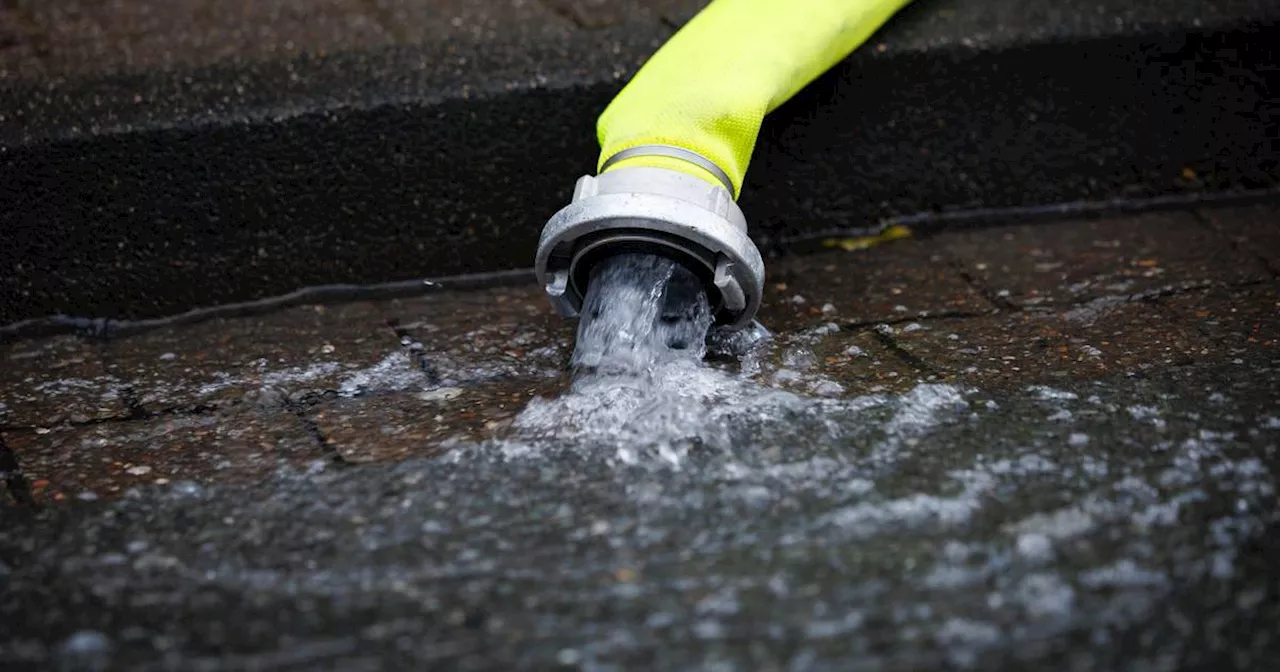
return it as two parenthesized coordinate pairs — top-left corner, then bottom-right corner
(101, 301), (399, 413)
(311, 377), (566, 463)
(0, 335), (124, 428)
(530, 0), (702, 29)
(0, 0), (697, 79)
(759, 325), (927, 397)
(3, 210), (1276, 499)
(1198, 204), (1280, 275)
(1158, 282), (1280, 356)
(885, 312), (1108, 388)
(382, 286), (574, 386)
(2, 408), (316, 505)
(2, 0), (393, 77)
(945, 212), (1270, 308)
(885, 299), (1218, 389)
(756, 238), (993, 333)
(1081, 299), (1219, 373)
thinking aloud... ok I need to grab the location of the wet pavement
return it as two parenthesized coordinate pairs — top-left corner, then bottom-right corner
(2, 203), (1279, 669)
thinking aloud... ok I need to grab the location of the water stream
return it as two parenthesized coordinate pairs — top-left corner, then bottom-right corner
(569, 253), (715, 374)
(495, 253), (964, 469)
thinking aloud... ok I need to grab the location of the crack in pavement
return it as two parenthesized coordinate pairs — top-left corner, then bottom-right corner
(0, 433), (34, 506)
(385, 318), (443, 386)
(869, 324), (943, 378)
(537, 0), (617, 30)
(952, 263), (1022, 312)
(1193, 208), (1279, 279)
(286, 400), (348, 466)
(836, 310), (997, 333)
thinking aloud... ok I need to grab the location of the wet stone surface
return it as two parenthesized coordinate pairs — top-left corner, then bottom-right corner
(2, 409), (317, 505)
(758, 238), (992, 332)
(747, 324), (925, 398)
(1199, 204), (1280, 275)
(312, 376), (566, 464)
(381, 287), (574, 387)
(0, 336), (122, 427)
(100, 301), (399, 414)
(884, 312), (1116, 387)
(1160, 281), (1280, 357)
(943, 211), (1271, 309)
(1, 205), (1278, 669)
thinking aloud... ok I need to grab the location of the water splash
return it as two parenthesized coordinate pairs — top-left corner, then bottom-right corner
(493, 254), (964, 469)
(522, 253), (734, 464)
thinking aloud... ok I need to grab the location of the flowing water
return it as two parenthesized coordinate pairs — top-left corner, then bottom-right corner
(509, 253), (863, 468)
(569, 253), (715, 374)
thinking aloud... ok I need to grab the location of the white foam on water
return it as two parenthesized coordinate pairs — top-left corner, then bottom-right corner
(334, 344), (561, 400)
(491, 253), (958, 469)
(338, 353), (425, 398)
(198, 360), (342, 397)
(1078, 560), (1168, 589)
(1015, 572), (1076, 618)
(511, 356), (904, 469)
(1027, 386), (1077, 402)
(32, 376), (117, 394)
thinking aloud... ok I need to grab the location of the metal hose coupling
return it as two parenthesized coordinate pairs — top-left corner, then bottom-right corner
(534, 146), (765, 330)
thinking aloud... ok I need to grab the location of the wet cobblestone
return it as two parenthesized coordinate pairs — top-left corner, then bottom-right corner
(878, 312), (1109, 387)
(758, 237), (993, 332)
(0, 336), (122, 428)
(1160, 281), (1280, 356)
(758, 326), (926, 397)
(312, 377), (566, 463)
(1199, 204), (1280, 275)
(100, 301), (399, 414)
(943, 211), (1270, 309)
(1, 408), (316, 505)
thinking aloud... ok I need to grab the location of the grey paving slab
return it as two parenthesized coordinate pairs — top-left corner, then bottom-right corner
(757, 238), (994, 333)
(100, 301), (400, 413)
(1198, 203), (1280, 275)
(0, 335), (123, 428)
(2, 408), (316, 505)
(943, 211), (1269, 309)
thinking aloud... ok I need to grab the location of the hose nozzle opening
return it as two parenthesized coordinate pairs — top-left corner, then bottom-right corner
(535, 165), (765, 330)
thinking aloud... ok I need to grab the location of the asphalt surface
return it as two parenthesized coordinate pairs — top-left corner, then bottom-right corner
(2, 204), (1279, 670)
(2, 0), (1278, 323)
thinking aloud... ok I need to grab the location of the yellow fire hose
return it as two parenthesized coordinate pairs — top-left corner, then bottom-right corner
(537, 0), (912, 329)
(598, 0), (913, 198)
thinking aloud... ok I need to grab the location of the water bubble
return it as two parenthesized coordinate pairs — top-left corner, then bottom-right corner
(57, 630), (113, 672)
(1015, 533), (1053, 561)
(170, 480), (204, 498)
